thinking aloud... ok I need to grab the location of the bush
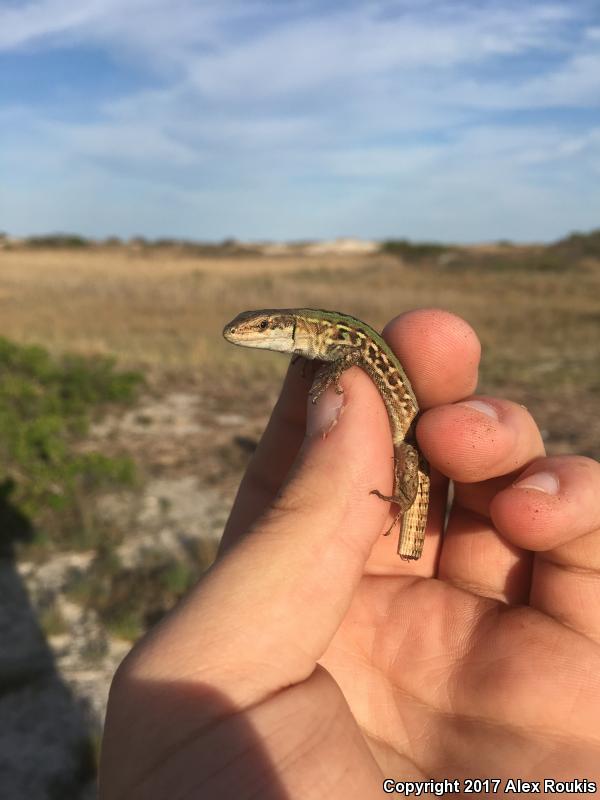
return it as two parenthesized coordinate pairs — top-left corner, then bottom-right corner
(66, 550), (200, 641)
(26, 234), (90, 248)
(0, 338), (143, 551)
(380, 238), (449, 262)
(550, 229), (600, 262)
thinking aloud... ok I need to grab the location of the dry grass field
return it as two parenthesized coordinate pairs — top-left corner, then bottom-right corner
(1, 242), (599, 456)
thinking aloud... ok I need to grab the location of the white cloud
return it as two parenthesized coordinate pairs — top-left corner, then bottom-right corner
(46, 119), (202, 165)
(182, 3), (576, 99)
(0, 0), (263, 57)
(0, 0), (122, 50)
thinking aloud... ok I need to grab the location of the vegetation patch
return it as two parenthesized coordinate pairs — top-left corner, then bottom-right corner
(39, 605), (69, 637)
(65, 546), (209, 641)
(380, 238), (450, 262)
(0, 337), (143, 554)
(438, 248), (577, 274)
(25, 234), (90, 248)
(550, 228), (600, 262)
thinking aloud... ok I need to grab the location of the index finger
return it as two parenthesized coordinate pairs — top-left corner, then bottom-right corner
(382, 308), (480, 408)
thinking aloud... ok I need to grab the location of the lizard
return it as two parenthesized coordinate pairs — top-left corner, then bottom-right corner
(222, 308), (430, 560)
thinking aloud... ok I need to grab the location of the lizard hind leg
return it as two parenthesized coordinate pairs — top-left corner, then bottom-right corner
(370, 441), (420, 535)
(371, 455), (430, 560)
(370, 441), (419, 506)
(373, 443), (430, 560)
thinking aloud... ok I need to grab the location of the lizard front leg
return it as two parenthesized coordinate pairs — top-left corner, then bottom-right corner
(291, 355), (317, 380)
(308, 350), (362, 404)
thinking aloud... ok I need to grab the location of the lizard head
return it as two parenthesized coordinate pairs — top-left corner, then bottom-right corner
(223, 309), (296, 353)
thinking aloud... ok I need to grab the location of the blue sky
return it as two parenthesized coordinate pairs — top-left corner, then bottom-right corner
(1, 0), (599, 242)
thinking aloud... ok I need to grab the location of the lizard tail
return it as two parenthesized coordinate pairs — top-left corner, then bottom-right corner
(397, 463), (430, 560)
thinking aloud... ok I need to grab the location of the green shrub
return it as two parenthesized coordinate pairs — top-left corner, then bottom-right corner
(550, 229), (600, 261)
(25, 234), (90, 248)
(380, 238), (449, 262)
(0, 337), (143, 551)
(66, 549), (202, 641)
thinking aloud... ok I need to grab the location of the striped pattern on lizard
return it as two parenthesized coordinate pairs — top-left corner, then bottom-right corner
(223, 308), (430, 560)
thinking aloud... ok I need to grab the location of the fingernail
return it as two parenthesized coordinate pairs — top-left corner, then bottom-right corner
(306, 390), (344, 438)
(457, 399), (499, 420)
(513, 471), (560, 495)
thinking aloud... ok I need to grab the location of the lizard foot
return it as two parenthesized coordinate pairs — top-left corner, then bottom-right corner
(309, 368), (342, 403)
(370, 488), (401, 504)
(370, 489), (408, 535)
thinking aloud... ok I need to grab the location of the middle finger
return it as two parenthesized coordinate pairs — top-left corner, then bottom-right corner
(418, 397), (545, 602)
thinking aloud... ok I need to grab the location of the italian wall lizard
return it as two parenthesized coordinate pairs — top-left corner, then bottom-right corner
(223, 308), (430, 560)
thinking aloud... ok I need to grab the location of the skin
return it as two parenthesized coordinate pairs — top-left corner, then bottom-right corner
(99, 309), (600, 799)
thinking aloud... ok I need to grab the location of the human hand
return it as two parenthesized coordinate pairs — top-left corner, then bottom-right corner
(100, 309), (600, 799)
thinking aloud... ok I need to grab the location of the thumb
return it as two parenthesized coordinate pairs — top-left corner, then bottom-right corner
(127, 366), (393, 705)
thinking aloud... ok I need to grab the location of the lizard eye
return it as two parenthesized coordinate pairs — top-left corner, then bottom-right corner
(260, 319), (269, 330)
